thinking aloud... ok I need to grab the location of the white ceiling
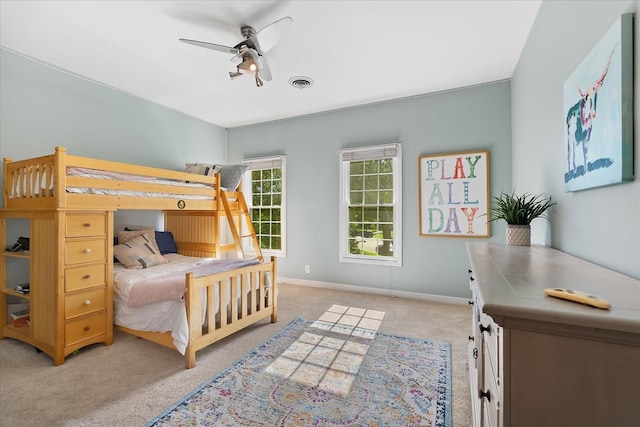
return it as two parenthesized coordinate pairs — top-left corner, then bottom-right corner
(0, 0), (541, 128)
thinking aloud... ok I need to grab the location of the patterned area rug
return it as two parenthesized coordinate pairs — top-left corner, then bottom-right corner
(146, 316), (451, 427)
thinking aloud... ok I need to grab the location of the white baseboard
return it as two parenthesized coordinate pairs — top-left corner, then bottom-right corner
(279, 276), (469, 306)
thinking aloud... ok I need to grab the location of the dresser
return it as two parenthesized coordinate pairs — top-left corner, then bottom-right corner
(467, 242), (640, 427)
(1, 209), (113, 365)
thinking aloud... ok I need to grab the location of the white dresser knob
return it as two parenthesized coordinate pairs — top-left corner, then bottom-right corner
(84, 248), (91, 254)
(84, 300), (91, 306)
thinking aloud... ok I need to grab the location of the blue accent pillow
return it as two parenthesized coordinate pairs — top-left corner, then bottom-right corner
(123, 227), (178, 255)
(154, 231), (178, 255)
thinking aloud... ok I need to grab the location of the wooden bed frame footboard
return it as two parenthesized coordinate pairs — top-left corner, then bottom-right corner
(3, 146), (221, 211)
(184, 256), (277, 368)
(116, 256), (278, 369)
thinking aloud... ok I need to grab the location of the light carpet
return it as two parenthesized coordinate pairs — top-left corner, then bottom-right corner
(146, 316), (451, 427)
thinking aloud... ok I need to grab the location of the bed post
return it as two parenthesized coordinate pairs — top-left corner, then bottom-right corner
(185, 272), (196, 369)
(54, 147), (66, 208)
(2, 157), (11, 208)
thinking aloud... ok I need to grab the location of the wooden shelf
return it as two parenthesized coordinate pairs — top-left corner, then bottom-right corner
(1, 288), (31, 300)
(2, 323), (30, 338)
(2, 250), (30, 259)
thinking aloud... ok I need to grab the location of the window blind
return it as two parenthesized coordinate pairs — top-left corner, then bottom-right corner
(341, 143), (399, 162)
(243, 155), (284, 170)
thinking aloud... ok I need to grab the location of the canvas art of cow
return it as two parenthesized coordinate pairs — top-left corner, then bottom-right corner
(565, 47), (616, 183)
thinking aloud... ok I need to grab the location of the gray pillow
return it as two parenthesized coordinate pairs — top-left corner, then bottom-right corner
(216, 164), (248, 191)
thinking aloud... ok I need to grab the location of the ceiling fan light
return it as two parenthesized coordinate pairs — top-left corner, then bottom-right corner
(237, 52), (259, 73)
(229, 70), (243, 80)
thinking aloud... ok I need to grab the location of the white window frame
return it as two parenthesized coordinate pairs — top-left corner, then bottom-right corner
(339, 143), (402, 266)
(242, 155), (286, 258)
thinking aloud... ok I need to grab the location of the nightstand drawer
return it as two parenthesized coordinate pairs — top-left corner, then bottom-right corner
(65, 289), (105, 319)
(65, 312), (106, 347)
(66, 213), (107, 237)
(65, 263), (107, 292)
(66, 238), (106, 265)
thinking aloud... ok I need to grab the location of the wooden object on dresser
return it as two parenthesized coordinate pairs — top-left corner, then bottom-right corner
(0, 209), (113, 365)
(467, 242), (640, 427)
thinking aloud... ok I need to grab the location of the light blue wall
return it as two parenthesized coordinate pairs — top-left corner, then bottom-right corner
(0, 48), (514, 300)
(512, 0), (639, 279)
(228, 82), (512, 298)
(0, 48), (227, 210)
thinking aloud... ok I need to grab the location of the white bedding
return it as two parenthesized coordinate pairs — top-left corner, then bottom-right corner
(113, 254), (212, 354)
(113, 254), (264, 354)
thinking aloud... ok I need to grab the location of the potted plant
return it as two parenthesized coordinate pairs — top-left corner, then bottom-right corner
(488, 190), (556, 245)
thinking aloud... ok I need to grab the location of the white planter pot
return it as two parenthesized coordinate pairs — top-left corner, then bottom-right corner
(506, 224), (531, 246)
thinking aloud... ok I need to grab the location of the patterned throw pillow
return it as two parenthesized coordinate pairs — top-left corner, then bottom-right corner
(118, 228), (161, 254)
(124, 227), (178, 255)
(113, 234), (168, 269)
(185, 163), (220, 177)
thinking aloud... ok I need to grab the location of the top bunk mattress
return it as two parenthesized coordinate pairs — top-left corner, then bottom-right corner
(66, 167), (216, 200)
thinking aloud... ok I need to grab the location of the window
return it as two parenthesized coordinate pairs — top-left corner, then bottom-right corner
(339, 143), (402, 266)
(242, 155), (286, 257)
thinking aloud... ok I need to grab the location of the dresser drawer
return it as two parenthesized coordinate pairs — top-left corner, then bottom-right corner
(65, 312), (106, 347)
(65, 263), (107, 292)
(481, 313), (501, 382)
(65, 289), (105, 320)
(482, 352), (501, 427)
(66, 213), (107, 237)
(66, 238), (106, 265)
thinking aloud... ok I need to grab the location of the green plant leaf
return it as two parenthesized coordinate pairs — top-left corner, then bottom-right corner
(487, 190), (556, 225)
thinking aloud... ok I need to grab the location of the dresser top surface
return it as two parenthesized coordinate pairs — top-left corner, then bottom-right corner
(467, 242), (640, 334)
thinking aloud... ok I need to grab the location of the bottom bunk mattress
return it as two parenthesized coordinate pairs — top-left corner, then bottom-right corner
(113, 253), (260, 354)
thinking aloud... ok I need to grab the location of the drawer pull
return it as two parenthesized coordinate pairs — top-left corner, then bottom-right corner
(84, 326), (90, 331)
(468, 335), (474, 341)
(468, 300), (474, 306)
(84, 248), (92, 254)
(473, 348), (478, 359)
(479, 390), (491, 402)
(84, 300), (91, 306)
(83, 274), (91, 279)
(470, 276), (475, 281)
(83, 223), (91, 227)
(480, 323), (492, 334)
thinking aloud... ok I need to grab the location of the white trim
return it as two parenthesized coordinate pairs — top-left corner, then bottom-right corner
(242, 155), (286, 258)
(279, 276), (468, 306)
(339, 143), (402, 266)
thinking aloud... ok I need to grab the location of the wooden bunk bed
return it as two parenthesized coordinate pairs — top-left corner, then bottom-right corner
(0, 146), (277, 368)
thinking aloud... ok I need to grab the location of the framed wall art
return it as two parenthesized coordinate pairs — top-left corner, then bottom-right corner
(419, 150), (489, 238)
(563, 13), (634, 192)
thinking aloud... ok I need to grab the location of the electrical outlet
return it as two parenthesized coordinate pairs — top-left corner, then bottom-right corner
(304, 265), (310, 274)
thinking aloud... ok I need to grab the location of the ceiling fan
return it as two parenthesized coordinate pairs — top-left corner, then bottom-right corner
(179, 16), (293, 87)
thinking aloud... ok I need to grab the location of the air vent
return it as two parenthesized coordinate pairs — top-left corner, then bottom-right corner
(288, 76), (314, 89)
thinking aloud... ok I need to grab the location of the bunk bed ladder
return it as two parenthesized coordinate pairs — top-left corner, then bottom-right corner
(220, 191), (263, 261)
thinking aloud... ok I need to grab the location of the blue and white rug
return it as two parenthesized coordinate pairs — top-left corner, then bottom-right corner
(146, 316), (451, 426)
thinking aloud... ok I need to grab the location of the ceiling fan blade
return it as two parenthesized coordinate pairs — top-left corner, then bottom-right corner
(179, 38), (239, 55)
(258, 54), (272, 81)
(253, 16), (292, 53)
